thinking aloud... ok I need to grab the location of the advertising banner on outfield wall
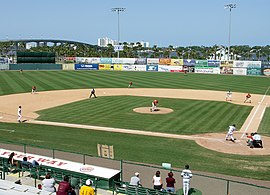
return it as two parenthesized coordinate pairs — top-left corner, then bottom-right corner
(159, 58), (171, 65)
(122, 65), (146, 71)
(146, 65), (158, 71)
(112, 58), (123, 64)
(263, 69), (270, 76)
(158, 65), (183, 72)
(99, 64), (113, 70)
(63, 63), (75, 70)
(208, 60), (220, 67)
(63, 57), (76, 63)
(195, 60), (208, 67)
(170, 59), (183, 66)
(114, 64), (123, 71)
(135, 58), (147, 65)
(76, 57), (100, 64)
(183, 59), (196, 66)
(75, 64), (99, 70)
(233, 61), (261, 68)
(195, 67), (220, 74)
(220, 67), (233, 74)
(147, 58), (159, 65)
(0, 64), (9, 70)
(100, 58), (112, 64)
(220, 60), (233, 67)
(233, 68), (247, 75)
(247, 68), (261, 75)
(122, 58), (136, 64)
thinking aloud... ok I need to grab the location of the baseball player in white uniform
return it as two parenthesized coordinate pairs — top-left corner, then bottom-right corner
(150, 100), (158, 112)
(226, 90), (232, 101)
(181, 164), (192, 195)
(18, 106), (22, 123)
(225, 124), (237, 142)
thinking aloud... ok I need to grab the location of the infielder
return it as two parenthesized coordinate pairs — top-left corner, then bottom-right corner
(181, 164), (192, 195)
(150, 99), (158, 112)
(18, 106), (22, 123)
(244, 93), (251, 103)
(31, 86), (37, 94)
(89, 88), (97, 98)
(128, 81), (133, 88)
(226, 90), (232, 101)
(225, 124), (237, 142)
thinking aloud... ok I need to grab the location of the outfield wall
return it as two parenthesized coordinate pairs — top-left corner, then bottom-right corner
(7, 57), (266, 76)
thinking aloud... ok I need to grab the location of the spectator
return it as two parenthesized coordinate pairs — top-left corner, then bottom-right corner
(152, 170), (162, 190)
(79, 179), (94, 195)
(42, 173), (56, 192)
(57, 175), (72, 195)
(8, 152), (19, 168)
(166, 172), (176, 193)
(130, 172), (141, 186)
(71, 177), (80, 195)
(21, 157), (32, 168)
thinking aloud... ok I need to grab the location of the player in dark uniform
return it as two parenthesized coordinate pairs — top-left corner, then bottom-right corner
(89, 88), (97, 98)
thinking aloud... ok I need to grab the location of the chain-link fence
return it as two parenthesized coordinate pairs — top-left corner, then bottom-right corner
(1, 141), (269, 195)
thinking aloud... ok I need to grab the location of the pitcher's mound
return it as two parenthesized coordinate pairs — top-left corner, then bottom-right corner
(133, 107), (173, 114)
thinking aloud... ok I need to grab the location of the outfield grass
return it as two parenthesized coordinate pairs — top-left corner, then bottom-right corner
(0, 122), (269, 180)
(1, 71), (270, 95)
(258, 107), (270, 135)
(0, 71), (270, 181)
(37, 96), (252, 135)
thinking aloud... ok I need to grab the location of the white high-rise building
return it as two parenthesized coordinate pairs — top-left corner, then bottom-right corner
(98, 37), (117, 47)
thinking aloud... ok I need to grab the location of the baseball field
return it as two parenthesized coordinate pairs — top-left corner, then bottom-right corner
(0, 70), (270, 181)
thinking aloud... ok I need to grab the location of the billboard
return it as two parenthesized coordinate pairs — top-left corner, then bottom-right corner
(99, 64), (113, 70)
(233, 61), (261, 68)
(112, 58), (123, 64)
(100, 58), (112, 64)
(122, 65), (146, 71)
(263, 69), (270, 76)
(135, 58), (147, 65)
(183, 59), (196, 66)
(159, 58), (171, 65)
(114, 64), (123, 71)
(220, 67), (233, 74)
(147, 58), (159, 65)
(76, 57), (100, 64)
(220, 60), (233, 67)
(247, 68), (261, 75)
(195, 67), (220, 74)
(158, 65), (183, 72)
(122, 58), (136, 64)
(233, 68), (247, 75)
(170, 59), (183, 66)
(146, 65), (158, 71)
(207, 60), (220, 67)
(195, 60), (208, 67)
(75, 64), (99, 70)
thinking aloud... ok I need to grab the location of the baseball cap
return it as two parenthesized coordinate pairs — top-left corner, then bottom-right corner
(86, 179), (92, 186)
(135, 172), (139, 176)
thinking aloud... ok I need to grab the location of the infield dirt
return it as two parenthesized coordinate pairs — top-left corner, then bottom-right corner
(0, 88), (269, 155)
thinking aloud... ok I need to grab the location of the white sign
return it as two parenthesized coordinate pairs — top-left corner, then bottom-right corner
(114, 45), (124, 51)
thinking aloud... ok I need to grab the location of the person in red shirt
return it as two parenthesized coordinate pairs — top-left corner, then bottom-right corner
(57, 175), (72, 195)
(166, 172), (176, 193)
(244, 93), (251, 103)
(128, 81), (133, 88)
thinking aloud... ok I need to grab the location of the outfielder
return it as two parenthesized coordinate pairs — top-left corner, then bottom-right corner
(150, 99), (158, 112)
(181, 164), (192, 195)
(225, 124), (237, 142)
(18, 106), (22, 123)
(226, 90), (232, 101)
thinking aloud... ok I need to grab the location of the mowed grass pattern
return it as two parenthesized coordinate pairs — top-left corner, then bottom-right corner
(37, 96), (252, 134)
(1, 71), (270, 95)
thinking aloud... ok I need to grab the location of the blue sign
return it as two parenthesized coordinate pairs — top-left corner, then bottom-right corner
(183, 59), (196, 66)
(75, 64), (99, 70)
(100, 58), (112, 64)
(208, 60), (220, 67)
(146, 65), (158, 71)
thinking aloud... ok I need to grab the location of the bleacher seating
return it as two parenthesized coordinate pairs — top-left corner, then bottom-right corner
(0, 179), (56, 195)
(114, 181), (176, 195)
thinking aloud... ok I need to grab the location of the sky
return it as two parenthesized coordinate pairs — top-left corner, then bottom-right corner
(0, 0), (269, 47)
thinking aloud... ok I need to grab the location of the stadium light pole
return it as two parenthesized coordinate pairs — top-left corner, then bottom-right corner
(224, 4), (236, 61)
(111, 7), (126, 58)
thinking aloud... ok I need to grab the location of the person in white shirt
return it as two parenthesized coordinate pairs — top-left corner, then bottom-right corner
(130, 172), (141, 186)
(42, 173), (56, 192)
(18, 106), (22, 123)
(225, 124), (237, 142)
(253, 132), (263, 148)
(181, 164), (192, 195)
(152, 170), (162, 190)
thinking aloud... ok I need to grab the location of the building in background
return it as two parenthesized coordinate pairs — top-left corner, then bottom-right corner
(98, 37), (150, 48)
